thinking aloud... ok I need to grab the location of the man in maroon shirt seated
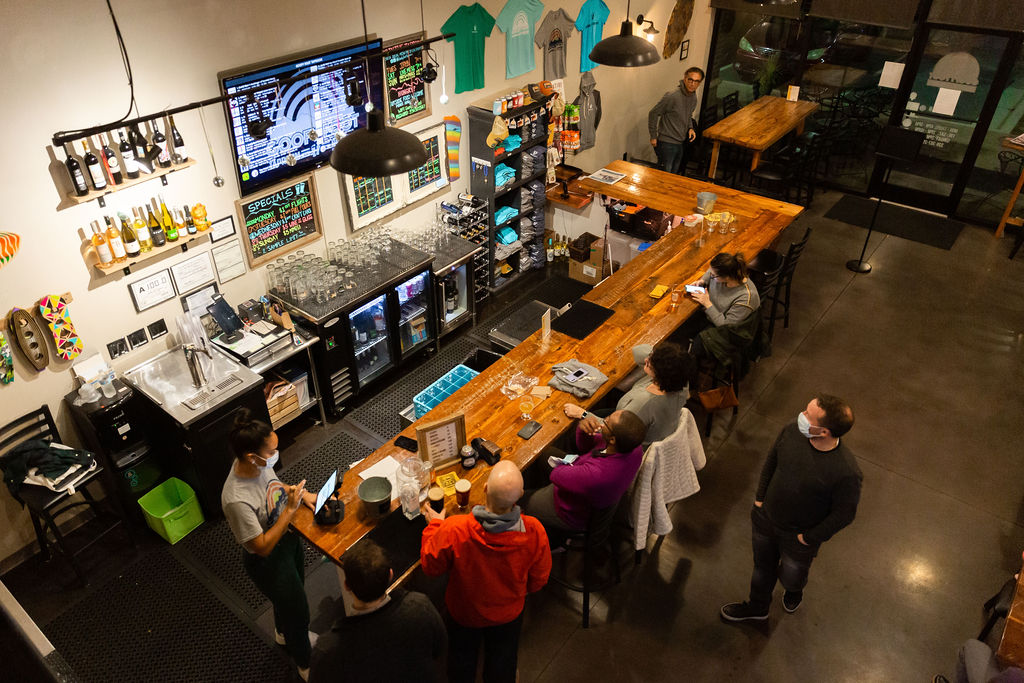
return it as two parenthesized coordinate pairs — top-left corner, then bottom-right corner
(522, 408), (647, 539)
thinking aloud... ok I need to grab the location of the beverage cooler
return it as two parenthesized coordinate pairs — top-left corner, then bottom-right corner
(431, 234), (484, 339)
(271, 241), (434, 416)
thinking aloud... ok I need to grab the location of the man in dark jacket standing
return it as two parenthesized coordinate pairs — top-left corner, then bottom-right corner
(721, 394), (862, 621)
(648, 66), (704, 174)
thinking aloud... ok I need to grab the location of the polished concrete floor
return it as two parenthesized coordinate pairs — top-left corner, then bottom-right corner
(7, 189), (1024, 681)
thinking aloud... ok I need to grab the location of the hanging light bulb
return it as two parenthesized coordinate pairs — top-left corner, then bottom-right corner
(589, 2), (660, 68)
(637, 15), (659, 43)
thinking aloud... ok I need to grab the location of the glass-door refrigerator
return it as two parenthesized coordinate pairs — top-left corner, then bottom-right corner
(394, 271), (434, 361)
(348, 293), (394, 388)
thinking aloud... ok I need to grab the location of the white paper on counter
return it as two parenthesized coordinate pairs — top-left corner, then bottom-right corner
(358, 455), (401, 500)
(879, 61), (905, 89)
(933, 88), (960, 116)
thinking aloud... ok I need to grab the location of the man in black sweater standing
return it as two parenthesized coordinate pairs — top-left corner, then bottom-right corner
(648, 66), (704, 174)
(721, 394), (862, 622)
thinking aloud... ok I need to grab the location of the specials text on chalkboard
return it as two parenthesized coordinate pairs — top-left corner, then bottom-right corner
(384, 32), (430, 127)
(235, 174), (323, 268)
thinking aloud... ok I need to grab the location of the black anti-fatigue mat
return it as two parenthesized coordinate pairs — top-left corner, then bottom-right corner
(43, 547), (291, 683)
(347, 336), (480, 441)
(824, 194), (964, 250)
(529, 274), (593, 310)
(551, 299), (615, 340)
(176, 429), (372, 617)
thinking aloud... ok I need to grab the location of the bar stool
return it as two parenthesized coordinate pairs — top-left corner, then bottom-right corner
(750, 227), (812, 337)
(548, 501), (622, 628)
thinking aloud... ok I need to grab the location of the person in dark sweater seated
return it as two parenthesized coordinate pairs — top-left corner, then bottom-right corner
(522, 409), (647, 538)
(721, 394), (862, 622)
(310, 540), (446, 683)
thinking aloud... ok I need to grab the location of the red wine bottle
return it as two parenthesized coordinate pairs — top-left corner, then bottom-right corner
(118, 129), (140, 179)
(101, 134), (123, 184)
(169, 115), (188, 162)
(82, 140), (107, 191)
(152, 119), (171, 168)
(64, 143), (89, 196)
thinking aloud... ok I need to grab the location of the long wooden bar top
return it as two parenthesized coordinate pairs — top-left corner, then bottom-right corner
(291, 161), (803, 565)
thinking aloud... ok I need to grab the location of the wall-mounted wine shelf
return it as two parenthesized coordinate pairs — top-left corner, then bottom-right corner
(64, 159), (196, 209)
(91, 230), (211, 276)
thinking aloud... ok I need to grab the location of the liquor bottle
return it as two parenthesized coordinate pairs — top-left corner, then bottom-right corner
(445, 276), (458, 314)
(159, 195), (177, 241)
(100, 135), (122, 184)
(90, 220), (113, 265)
(169, 115), (188, 162)
(546, 237), (554, 262)
(82, 140), (107, 191)
(64, 143), (89, 196)
(172, 209), (185, 239)
(147, 205), (166, 247)
(119, 213), (140, 257)
(118, 130), (140, 179)
(182, 205), (197, 234)
(104, 216), (127, 262)
(133, 207), (153, 252)
(151, 120), (171, 168)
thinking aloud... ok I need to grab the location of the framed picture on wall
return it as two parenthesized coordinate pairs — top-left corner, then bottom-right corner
(170, 251), (216, 294)
(679, 39), (689, 61)
(209, 215), (237, 243)
(128, 269), (176, 313)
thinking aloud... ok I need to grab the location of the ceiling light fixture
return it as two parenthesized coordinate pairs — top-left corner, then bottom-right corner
(589, 0), (660, 67)
(329, 0), (428, 176)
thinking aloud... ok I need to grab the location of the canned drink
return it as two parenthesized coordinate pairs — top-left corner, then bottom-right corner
(493, 99), (502, 115)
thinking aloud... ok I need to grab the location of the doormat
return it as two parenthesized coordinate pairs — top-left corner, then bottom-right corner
(824, 195), (963, 250)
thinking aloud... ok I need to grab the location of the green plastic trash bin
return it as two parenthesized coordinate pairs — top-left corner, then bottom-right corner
(137, 477), (204, 544)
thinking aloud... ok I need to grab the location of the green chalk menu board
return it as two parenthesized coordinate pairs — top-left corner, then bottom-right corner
(236, 174), (323, 268)
(384, 33), (430, 127)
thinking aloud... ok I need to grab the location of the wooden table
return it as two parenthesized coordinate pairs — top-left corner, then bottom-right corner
(291, 161), (802, 572)
(703, 96), (819, 181)
(997, 564), (1024, 668)
(996, 137), (1024, 239)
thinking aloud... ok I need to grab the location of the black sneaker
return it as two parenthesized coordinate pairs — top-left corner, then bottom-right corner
(782, 592), (802, 613)
(720, 601), (769, 622)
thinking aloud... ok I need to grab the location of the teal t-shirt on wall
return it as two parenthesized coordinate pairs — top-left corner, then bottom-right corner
(496, 0), (544, 79)
(442, 3), (496, 93)
(575, 0), (610, 73)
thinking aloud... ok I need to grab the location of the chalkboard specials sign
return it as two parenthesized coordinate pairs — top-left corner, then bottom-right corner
(384, 32), (430, 127)
(235, 174), (323, 268)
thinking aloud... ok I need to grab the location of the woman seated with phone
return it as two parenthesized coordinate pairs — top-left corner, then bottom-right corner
(562, 342), (694, 446)
(686, 252), (760, 360)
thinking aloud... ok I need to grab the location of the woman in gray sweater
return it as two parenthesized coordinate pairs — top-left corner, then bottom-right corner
(688, 252), (760, 361)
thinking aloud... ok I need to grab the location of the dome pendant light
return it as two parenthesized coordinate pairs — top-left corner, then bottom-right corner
(328, 0), (428, 177)
(589, 1), (660, 68)
(330, 108), (428, 177)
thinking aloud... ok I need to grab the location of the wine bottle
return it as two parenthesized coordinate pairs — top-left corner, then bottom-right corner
(101, 134), (122, 184)
(172, 209), (185, 239)
(104, 216), (127, 262)
(160, 195), (178, 241)
(133, 207), (153, 252)
(147, 205), (166, 247)
(152, 120), (171, 169)
(64, 143), (89, 196)
(129, 124), (151, 173)
(169, 115), (187, 162)
(90, 220), (113, 265)
(183, 205), (196, 235)
(82, 140), (107, 191)
(118, 129), (140, 179)
(119, 213), (140, 257)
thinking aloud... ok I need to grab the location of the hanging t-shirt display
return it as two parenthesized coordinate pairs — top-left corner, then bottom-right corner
(442, 3), (497, 93)
(575, 0), (610, 73)
(534, 9), (575, 80)
(495, 0), (544, 79)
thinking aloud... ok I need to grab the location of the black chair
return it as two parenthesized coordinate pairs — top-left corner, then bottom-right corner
(750, 227), (812, 338)
(722, 92), (740, 117)
(0, 405), (131, 585)
(979, 576), (1017, 641)
(750, 258), (785, 343)
(549, 501), (622, 628)
(694, 306), (766, 435)
(748, 133), (825, 207)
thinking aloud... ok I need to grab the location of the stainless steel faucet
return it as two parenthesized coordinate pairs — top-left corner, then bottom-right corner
(181, 343), (211, 388)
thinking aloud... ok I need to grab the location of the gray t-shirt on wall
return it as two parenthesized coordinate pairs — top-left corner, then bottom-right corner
(535, 9), (575, 80)
(222, 466), (287, 550)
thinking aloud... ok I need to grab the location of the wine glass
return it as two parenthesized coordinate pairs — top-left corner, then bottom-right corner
(519, 398), (534, 421)
(706, 216), (721, 234)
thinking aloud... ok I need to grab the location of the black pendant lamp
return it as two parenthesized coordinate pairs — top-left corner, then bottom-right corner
(589, 1), (660, 68)
(328, 0), (428, 177)
(330, 108), (427, 177)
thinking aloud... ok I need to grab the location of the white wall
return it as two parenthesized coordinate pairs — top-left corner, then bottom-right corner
(0, 0), (714, 566)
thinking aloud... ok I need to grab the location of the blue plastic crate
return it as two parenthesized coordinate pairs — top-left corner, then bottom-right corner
(413, 364), (479, 418)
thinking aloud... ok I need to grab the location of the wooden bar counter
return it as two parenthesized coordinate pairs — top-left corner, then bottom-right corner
(291, 162), (803, 568)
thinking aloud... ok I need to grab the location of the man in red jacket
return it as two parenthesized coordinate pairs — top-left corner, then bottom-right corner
(420, 460), (552, 683)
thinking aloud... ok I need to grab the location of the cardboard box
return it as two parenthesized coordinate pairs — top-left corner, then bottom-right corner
(568, 237), (609, 285)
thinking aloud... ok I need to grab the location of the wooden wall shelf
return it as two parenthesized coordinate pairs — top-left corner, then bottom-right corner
(63, 159), (197, 209)
(92, 231), (211, 276)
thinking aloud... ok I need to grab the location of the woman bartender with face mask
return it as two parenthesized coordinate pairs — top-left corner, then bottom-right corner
(222, 408), (317, 680)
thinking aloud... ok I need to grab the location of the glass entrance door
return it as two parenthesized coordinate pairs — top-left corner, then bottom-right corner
(874, 28), (1011, 213)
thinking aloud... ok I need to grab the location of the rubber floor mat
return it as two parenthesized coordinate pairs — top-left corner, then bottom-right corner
(43, 547), (291, 683)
